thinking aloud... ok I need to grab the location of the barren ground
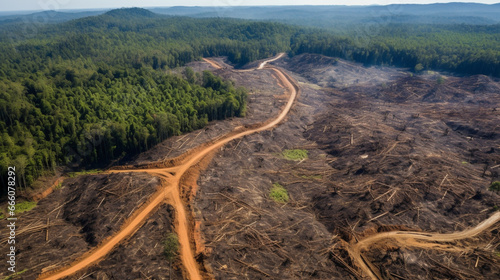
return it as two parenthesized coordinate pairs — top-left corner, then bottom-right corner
(196, 54), (500, 279)
(1, 53), (499, 279)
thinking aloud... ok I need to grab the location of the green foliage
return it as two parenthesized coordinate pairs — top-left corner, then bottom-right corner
(1, 8), (499, 195)
(14, 201), (37, 214)
(0, 209), (4, 219)
(290, 24), (500, 77)
(269, 183), (289, 204)
(300, 174), (322, 180)
(163, 232), (180, 261)
(0, 13), (272, 193)
(67, 169), (102, 178)
(282, 149), (308, 161)
(1, 269), (28, 280)
(489, 181), (500, 193)
(414, 63), (424, 73)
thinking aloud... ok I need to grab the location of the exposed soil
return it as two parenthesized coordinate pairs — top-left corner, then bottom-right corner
(283, 54), (500, 279)
(282, 53), (405, 88)
(0, 54), (298, 280)
(1, 53), (499, 280)
(70, 204), (183, 280)
(195, 54), (500, 279)
(0, 173), (160, 279)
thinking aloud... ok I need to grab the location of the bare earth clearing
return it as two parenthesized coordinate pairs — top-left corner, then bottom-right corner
(1, 53), (499, 280)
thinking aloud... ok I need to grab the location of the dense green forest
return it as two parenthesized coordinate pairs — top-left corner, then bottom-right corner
(0, 7), (499, 192)
(290, 23), (500, 77)
(1, 9), (291, 190)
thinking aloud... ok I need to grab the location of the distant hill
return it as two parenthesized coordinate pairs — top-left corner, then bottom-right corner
(104, 7), (159, 18)
(0, 6), (499, 191)
(151, 3), (500, 28)
(3, 4), (500, 29)
(0, 10), (105, 26)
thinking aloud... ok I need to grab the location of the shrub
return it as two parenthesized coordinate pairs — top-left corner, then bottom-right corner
(270, 183), (289, 204)
(67, 169), (102, 178)
(14, 201), (37, 214)
(282, 149), (308, 161)
(414, 63), (424, 72)
(163, 232), (179, 261)
(489, 181), (500, 193)
(300, 174), (322, 180)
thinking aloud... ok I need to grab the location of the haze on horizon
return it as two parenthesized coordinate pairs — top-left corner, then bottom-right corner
(1, 0), (499, 12)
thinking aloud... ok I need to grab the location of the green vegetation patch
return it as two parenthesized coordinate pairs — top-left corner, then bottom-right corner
(282, 149), (308, 161)
(14, 201), (37, 215)
(2, 269), (28, 280)
(0, 209), (4, 219)
(270, 183), (289, 204)
(163, 232), (180, 261)
(54, 182), (63, 190)
(67, 169), (102, 178)
(490, 181), (500, 193)
(300, 174), (323, 180)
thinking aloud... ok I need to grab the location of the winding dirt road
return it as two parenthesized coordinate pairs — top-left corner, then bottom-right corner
(347, 212), (500, 280)
(38, 53), (297, 280)
(36, 52), (499, 280)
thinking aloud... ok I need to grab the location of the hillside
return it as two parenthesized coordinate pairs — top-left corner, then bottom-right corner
(0, 5), (499, 280)
(1, 7), (500, 193)
(153, 3), (500, 26)
(3, 52), (499, 280)
(0, 10), (104, 26)
(1, 9), (295, 192)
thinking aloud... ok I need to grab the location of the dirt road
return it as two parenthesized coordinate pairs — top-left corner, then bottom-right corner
(202, 53), (284, 72)
(38, 53), (297, 280)
(348, 212), (500, 279)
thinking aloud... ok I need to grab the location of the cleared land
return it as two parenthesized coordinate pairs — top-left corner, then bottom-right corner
(1, 53), (499, 280)
(31, 53), (298, 280)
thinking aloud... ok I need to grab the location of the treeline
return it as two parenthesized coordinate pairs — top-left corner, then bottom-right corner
(1, 8), (499, 191)
(290, 24), (500, 77)
(0, 63), (247, 188)
(2, 9), (284, 190)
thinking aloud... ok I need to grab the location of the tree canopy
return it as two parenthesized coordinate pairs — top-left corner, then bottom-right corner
(1, 8), (499, 193)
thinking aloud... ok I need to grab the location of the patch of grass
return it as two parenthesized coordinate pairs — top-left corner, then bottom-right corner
(270, 183), (289, 204)
(67, 169), (102, 178)
(300, 174), (323, 180)
(14, 201), (37, 215)
(282, 149), (308, 161)
(2, 269), (28, 280)
(163, 232), (179, 261)
(0, 210), (4, 219)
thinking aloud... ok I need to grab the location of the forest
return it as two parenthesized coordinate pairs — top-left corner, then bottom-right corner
(0, 7), (499, 191)
(290, 23), (500, 77)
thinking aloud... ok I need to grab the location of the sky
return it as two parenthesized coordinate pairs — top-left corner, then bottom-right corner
(0, 0), (499, 12)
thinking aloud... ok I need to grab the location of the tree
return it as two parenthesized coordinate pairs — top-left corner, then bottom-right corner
(163, 232), (179, 279)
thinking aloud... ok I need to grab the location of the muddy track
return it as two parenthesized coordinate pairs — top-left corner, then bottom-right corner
(37, 53), (297, 280)
(347, 212), (500, 279)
